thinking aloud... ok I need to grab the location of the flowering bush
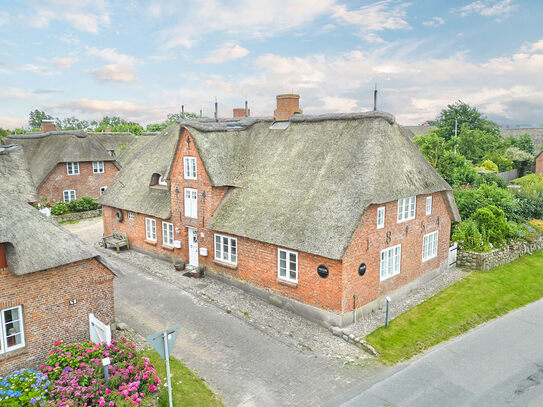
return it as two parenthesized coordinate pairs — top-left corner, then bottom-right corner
(40, 338), (161, 406)
(0, 369), (51, 406)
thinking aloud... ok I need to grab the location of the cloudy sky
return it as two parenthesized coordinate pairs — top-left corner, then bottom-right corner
(1, 0), (542, 128)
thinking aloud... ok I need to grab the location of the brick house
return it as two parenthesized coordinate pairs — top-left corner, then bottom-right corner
(0, 187), (115, 375)
(2, 127), (134, 203)
(101, 95), (460, 326)
(536, 151), (543, 176)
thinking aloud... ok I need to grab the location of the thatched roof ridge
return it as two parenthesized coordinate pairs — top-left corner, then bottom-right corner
(179, 117), (274, 132)
(0, 145), (37, 202)
(7, 130), (87, 139)
(99, 125), (179, 218)
(0, 187), (98, 275)
(187, 114), (459, 260)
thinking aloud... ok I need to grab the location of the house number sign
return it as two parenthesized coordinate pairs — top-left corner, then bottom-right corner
(358, 263), (367, 276)
(69, 299), (78, 306)
(317, 264), (329, 278)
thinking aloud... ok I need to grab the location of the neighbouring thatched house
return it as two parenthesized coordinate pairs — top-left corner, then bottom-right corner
(0, 144), (37, 203)
(101, 94), (460, 326)
(2, 128), (135, 202)
(0, 187), (115, 374)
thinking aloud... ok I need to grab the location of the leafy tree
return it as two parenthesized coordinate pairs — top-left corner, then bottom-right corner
(57, 117), (90, 131)
(94, 116), (144, 136)
(146, 111), (199, 132)
(413, 132), (446, 168)
(429, 101), (499, 141)
(453, 183), (517, 221)
(29, 109), (54, 128)
(503, 133), (535, 155)
(483, 151), (513, 172)
(504, 147), (534, 177)
(0, 128), (8, 140)
(456, 125), (503, 164)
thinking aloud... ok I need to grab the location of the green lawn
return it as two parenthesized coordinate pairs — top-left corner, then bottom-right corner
(141, 349), (224, 407)
(366, 249), (543, 365)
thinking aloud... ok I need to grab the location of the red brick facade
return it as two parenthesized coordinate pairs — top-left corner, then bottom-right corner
(0, 256), (114, 375)
(536, 152), (543, 176)
(38, 161), (118, 202)
(103, 129), (454, 315)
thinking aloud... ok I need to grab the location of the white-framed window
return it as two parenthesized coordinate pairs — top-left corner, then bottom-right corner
(380, 244), (401, 281)
(145, 217), (156, 242)
(184, 188), (197, 218)
(127, 212), (135, 220)
(397, 196), (416, 222)
(0, 305), (25, 354)
(158, 176), (167, 186)
(100, 186), (107, 195)
(426, 196), (432, 215)
(63, 189), (76, 202)
(66, 162), (79, 175)
(93, 161), (104, 174)
(377, 206), (385, 229)
(278, 248), (298, 283)
(162, 221), (174, 246)
(214, 234), (237, 265)
(184, 157), (197, 180)
(422, 231), (439, 262)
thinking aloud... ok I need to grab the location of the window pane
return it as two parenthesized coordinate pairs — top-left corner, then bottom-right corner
(289, 269), (297, 280)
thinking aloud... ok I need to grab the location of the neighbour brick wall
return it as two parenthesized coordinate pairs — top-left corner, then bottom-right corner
(0, 258), (115, 375)
(38, 161), (118, 202)
(342, 192), (451, 312)
(536, 153), (543, 176)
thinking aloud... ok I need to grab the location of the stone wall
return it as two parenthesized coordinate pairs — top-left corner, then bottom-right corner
(457, 238), (543, 271)
(52, 208), (102, 223)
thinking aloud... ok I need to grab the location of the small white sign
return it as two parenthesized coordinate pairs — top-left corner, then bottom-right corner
(69, 299), (77, 306)
(102, 357), (111, 366)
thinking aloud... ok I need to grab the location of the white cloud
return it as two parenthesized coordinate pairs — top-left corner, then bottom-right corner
(423, 16), (444, 27)
(0, 88), (34, 99)
(86, 47), (140, 66)
(20, 64), (61, 75)
(457, 0), (517, 20)
(157, 0), (335, 49)
(37, 56), (79, 68)
(332, 1), (411, 32)
(22, 0), (110, 33)
(521, 39), (543, 53)
(89, 65), (139, 83)
(198, 41), (249, 64)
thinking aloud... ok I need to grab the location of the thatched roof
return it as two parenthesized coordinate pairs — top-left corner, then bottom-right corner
(402, 125), (436, 139)
(116, 133), (157, 167)
(87, 132), (135, 155)
(0, 145), (37, 202)
(0, 187), (98, 275)
(100, 111), (459, 260)
(2, 131), (123, 187)
(99, 125), (179, 218)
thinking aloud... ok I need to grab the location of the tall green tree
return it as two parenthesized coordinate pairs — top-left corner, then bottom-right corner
(28, 109), (54, 128)
(430, 101), (499, 141)
(146, 111), (199, 132)
(456, 125), (503, 164)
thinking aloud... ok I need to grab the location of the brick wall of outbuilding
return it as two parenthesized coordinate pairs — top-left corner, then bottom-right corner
(0, 257), (114, 375)
(38, 161), (118, 202)
(536, 153), (543, 176)
(342, 192), (451, 312)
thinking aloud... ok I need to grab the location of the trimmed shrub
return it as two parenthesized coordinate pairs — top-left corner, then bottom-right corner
(50, 201), (70, 216)
(452, 219), (489, 252)
(479, 160), (499, 172)
(472, 205), (510, 247)
(67, 196), (100, 212)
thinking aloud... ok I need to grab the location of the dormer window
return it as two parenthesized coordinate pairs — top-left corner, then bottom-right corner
(159, 176), (167, 186)
(150, 173), (168, 188)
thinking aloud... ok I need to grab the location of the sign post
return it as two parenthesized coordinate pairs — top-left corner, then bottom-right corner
(147, 325), (180, 407)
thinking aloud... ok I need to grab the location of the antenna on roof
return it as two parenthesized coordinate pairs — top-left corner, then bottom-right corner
(200, 108), (202, 118)
(214, 97), (218, 122)
(181, 105), (185, 119)
(244, 99), (248, 117)
(373, 83), (378, 111)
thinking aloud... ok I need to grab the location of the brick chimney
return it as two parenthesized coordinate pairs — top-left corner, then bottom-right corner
(274, 94), (302, 121)
(233, 108), (250, 117)
(0, 243), (7, 269)
(41, 119), (57, 133)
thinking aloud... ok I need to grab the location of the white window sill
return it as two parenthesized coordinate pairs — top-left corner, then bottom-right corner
(277, 278), (298, 287)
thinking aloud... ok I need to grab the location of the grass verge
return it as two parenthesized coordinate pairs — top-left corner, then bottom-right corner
(141, 349), (223, 407)
(366, 249), (543, 365)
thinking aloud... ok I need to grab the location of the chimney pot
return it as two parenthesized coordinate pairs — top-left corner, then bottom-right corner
(274, 94), (302, 121)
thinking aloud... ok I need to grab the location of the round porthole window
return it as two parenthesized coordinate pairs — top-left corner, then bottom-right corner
(358, 263), (366, 276)
(317, 264), (329, 278)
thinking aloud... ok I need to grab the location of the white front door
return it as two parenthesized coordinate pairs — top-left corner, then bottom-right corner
(188, 227), (199, 267)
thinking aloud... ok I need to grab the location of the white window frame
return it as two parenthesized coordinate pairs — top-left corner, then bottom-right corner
(184, 156), (197, 180)
(184, 188), (198, 218)
(158, 175), (167, 186)
(278, 248), (298, 283)
(380, 244), (401, 281)
(145, 217), (157, 242)
(0, 305), (25, 355)
(93, 161), (105, 174)
(377, 206), (385, 229)
(422, 230), (439, 262)
(63, 189), (76, 202)
(127, 212), (135, 220)
(397, 196), (416, 223)
(100, 186), (107, 195)
(426, 196), (433, 215)
(162, 221), (174, 246)
(66, 162), (79, 175)
(214, 234), (237, 265)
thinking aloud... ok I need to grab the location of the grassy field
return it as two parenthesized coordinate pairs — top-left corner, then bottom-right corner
(366, 249), (543, 365)
(141, 349), (224, 407)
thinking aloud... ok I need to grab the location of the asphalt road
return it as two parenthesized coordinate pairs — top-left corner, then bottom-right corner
(329, 299), (543, 407)
(114, 260), (378, 407)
